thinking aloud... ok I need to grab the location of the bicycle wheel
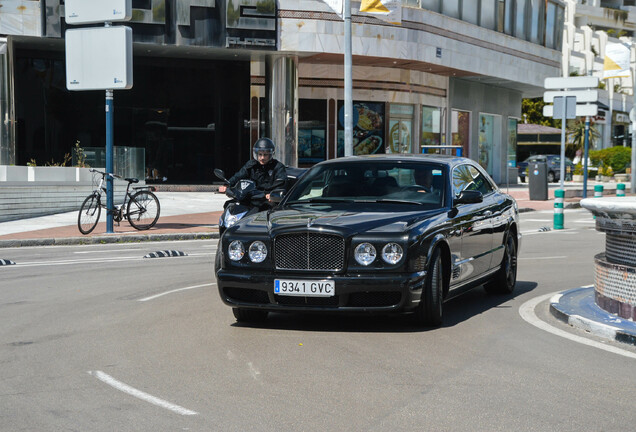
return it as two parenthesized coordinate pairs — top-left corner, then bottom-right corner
(78, 193), (101, 235)
(127, 190), (160, 230)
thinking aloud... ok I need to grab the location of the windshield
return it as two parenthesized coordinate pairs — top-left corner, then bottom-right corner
(285, 161), (446, 209)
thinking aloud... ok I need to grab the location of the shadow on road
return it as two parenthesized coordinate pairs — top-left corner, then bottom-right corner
(231, 280), (539, 333)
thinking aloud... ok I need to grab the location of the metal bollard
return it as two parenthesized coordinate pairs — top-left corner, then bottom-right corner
(554, 189), (564, 230)
(617, 183), (625, 197)
(594, 184), (603, 197)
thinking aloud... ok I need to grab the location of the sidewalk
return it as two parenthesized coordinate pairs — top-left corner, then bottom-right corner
(1, 182), (628, 247)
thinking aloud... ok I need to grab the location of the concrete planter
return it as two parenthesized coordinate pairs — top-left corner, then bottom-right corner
(572, 174), (584, 182)
(0, 165), (28, 181)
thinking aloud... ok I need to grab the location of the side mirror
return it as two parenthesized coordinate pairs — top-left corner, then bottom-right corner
(454, 190), (483, 205)
(214, 168), (228, 183)
(269, 188), (285, 203)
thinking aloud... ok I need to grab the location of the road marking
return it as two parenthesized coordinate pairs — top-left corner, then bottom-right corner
(138, 283), (215, 302)
(88, 370), (198, 416)
(4, 254), (214, 269)
(248, 362), (261, 380)
(74, 248), (143, 254)
(519, 256), (567, 260)
(519, 293), (636, 360)
(524, 219), (552, 222)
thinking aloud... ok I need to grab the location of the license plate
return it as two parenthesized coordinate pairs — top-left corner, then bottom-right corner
(274, 279), (335, 297)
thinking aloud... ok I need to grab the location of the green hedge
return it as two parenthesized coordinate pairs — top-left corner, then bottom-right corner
(589, 146), (631, 173)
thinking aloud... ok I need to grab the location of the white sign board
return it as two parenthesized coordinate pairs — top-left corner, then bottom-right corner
(66, 27), (133, 91)
(543, 104), (598, 118)
(544, 76), (599, 90)
(65, 0), (132, 25)
(544, 90), (598, 103)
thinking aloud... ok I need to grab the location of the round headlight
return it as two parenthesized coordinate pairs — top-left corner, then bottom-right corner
(382, 243), (403, 264)
(248, 241), (268, 263)
(228, 240), (245, 261)
(354, 242), (377, 266)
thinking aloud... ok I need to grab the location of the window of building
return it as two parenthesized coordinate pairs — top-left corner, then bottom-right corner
(420, 0), (440, 12)
(480, 0), (497, 30)
(514, 0), (527, 40)
(337, 101), (385, 157)
(298, 99), (327, 165)
(461, 1), (479, 25)
(388, 104), (414, 154)
(545, 1), (557, 49)
(441, 0), (460, 18)
(451, 110), (470, 158)
(421, 106), (442, 153)
(508, 118), (518, 168)
(529, 0), (545, 45)
(478, 113), (495, 174)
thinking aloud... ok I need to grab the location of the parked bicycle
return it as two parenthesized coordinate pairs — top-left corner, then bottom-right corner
(78, 169), (161, 235)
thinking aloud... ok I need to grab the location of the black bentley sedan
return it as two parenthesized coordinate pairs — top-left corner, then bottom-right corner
(215, 154), (520, 327)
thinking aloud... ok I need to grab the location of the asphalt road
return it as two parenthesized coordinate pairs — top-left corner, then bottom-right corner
(1, 210), (636, 431)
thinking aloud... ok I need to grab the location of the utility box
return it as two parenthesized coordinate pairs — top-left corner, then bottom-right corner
(529, 162), (548, 200)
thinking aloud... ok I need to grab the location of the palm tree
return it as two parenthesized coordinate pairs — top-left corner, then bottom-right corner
(566, 118), (600, 158)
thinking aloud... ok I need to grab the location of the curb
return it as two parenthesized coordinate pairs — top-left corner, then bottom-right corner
(0, 232), (219, 248)
(549, 287), (636, 346)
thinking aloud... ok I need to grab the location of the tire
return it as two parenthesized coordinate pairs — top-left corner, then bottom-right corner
(519, 176), (526, 183)
(414, 248), (444, 327)
(127, 190), (160, 230)
(547, 171), (555, 183)
(232, 308), (268, 323)
(484, 235), (517, 295)
(78, 193), (101, 235)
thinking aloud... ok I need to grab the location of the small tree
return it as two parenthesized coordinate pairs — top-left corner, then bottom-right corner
(566, 118), (600, 158)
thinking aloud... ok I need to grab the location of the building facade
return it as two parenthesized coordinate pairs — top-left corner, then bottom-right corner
(562, 0), (636, 150)
(0, 0), (564, 185)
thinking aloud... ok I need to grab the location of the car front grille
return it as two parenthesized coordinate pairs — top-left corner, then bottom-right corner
(274, 232), (345, 271)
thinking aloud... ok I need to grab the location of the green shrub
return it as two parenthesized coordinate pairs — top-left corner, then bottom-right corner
(589, 146), (631, 173)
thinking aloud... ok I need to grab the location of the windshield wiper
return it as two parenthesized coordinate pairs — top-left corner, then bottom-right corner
(286, 198), (354, 204)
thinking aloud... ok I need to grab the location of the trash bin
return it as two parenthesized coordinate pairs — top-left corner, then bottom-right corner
(529, 162), (548, 201)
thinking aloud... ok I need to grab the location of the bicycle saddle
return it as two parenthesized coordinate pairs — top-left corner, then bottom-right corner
(126, 178), (139, 183)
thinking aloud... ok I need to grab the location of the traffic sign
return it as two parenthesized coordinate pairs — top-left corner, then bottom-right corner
(544, 90), (598, 103)
(545, 76), (599, 90)
(65, 0), (131, 25)
(543, 103), (598, 118)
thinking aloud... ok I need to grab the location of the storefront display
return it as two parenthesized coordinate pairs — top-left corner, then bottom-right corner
(337, 101), (385, 157)
(298, 99), (327, 164)
(421, 106), (441, 153)
(388, 104), (413, 154)
(508, 118), (517, 167)
(479, 113), (494, 174)
(451, 109), (470, 157)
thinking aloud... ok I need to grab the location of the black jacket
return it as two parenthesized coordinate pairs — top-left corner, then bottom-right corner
(228, 159), (287, 193)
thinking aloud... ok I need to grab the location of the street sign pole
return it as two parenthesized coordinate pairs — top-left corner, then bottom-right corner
(106, 89), (114, 233)
(553, 96), (576, 190)
(344, 0), (353, 157)
(583, 116), (590, 198)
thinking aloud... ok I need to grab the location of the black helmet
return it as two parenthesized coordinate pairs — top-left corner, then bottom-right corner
(253, 137), (276, 159)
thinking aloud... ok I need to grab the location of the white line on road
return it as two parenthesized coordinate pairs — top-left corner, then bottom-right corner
(6, 253), (214, 269)
(519, 293), (636, 360)
(138, 283), (215, 302)
(519, 256), (567, 260)
(74, 248), (144, 254)
(523, 219), (552, 222)
(88, 370), (198, 416)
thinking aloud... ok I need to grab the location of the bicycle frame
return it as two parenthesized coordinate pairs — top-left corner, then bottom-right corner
(91, 170), (153, 222)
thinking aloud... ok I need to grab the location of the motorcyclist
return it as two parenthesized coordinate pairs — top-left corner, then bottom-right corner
(218, 138), (287, 204)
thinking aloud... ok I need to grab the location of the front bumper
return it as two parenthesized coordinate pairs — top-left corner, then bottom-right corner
(216, 269), (427, 313)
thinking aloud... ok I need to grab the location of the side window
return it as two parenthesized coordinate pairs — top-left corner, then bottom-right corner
(467, 166), (495, 195)
(452, 164), (472, 197)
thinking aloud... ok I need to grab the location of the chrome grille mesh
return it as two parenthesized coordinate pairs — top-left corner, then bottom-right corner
(606, 233), (636, 266)
(274, 233), (345, 271)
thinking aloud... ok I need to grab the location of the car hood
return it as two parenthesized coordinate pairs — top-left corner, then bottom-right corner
(232, 204), (447, 237)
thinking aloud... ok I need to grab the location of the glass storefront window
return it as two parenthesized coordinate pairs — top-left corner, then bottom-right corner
(478, 114), (494, 174)
(451, 110), (470, 158)
(298, 99), (327, 164)
(421, 106), (442, 153)
(508, 118), (517, 168)
(388, 104), (414, 154)
(337, 101), (386, 157)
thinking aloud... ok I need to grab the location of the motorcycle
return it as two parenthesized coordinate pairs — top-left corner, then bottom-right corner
(214, 168), (266, 235)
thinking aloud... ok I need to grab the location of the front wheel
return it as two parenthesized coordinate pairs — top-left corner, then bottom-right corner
(414, 248), (444, 327)
(547, 171), (556, 183)
(484, 235), (517, 295)
(78, 193), (101, 235)
(127, 190), (160, 230)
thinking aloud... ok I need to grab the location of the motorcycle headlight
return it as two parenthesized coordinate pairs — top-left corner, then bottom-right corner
(354, 242), (376, 266)
(382, 243), (403, 265)
(248, 241), (268, 263)
(228, 240), (245, 261)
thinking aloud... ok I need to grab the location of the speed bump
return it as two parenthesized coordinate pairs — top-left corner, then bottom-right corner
(143, 250), (187, 259)
(0, 259), (16, 266)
